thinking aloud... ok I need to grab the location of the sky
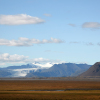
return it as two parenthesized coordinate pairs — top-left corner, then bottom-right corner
(0, 0), (100, 67)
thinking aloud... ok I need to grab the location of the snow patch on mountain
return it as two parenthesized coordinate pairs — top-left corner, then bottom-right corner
(32, 62), (54, 68)
(9, 64), (50, 77)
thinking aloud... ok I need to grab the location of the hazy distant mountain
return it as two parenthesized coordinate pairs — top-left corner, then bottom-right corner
(3, 64), (38, 69)
(0, 70), (12, 77)
(26, 63), (91, 77)
(0, 64), (44, 77)
(0, 63), (91, 77)
(79, 62), (100, 77)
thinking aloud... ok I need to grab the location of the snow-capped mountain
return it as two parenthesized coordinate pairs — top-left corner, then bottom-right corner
(26, 63), (91, 77)
(10, 63), (54, 77)
(32, 62), (54, 68)
(0, 63), (50, 77)
(9, 67), (40, 77)
(0, 62), (91, 77)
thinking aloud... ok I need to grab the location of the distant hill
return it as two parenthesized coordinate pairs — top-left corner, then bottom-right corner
(0, 64), (42, 77)
(26, 63), (91, 77)
(0, 70), (12, 77)
(0, 63), (91, 77)
(3, 64), (38, 69)
(79, 62), (100, 77)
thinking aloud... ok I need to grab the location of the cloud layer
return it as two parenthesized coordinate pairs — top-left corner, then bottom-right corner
(0, 37), (64, 46)
(70, 41), (95, 46)
(0, 14), (45, 25)
(0, 53), (64, 66)
(0, 53), (28, 63)
(0, 53), (49, 64)
(82, 22), (100, 28)
(69, 41), (100, 46)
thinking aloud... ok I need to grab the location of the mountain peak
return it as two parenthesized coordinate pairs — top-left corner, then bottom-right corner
(94, 62), (100, 66)
(26, 63), (91, 77)
(79, 62), (100, 77)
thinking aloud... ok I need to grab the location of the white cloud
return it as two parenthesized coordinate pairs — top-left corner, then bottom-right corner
(0, 53), (28, 63)
(0, 14), (45, 25)
(68, 24), (76, 27)
(33, 58), (50, 62)
(0, 53), (65, 67)
(0, 53), (50, 64)
(69, 41), (95, 46)
(50, 37), (63, 43)
(82, 22), (100, 28)
(0, 37), (64, 46)
(32, 62), (53, 68)
(32, 60), (67, 68)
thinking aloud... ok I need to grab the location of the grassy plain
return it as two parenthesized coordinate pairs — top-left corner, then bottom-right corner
(0, 80), (100, 100)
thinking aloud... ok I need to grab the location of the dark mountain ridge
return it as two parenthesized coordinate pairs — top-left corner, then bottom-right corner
(0, 63), (91, 77)
(26, 63), (91, 77)
(79, 62), (100, 77)
(2, 64), (38, 70)
(0, 64), (41, 77)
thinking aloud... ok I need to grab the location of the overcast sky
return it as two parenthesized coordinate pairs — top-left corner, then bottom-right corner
(0, 0), (100, 67)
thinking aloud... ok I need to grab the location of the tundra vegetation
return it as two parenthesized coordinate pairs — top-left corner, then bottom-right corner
(0, 79), (100, 100)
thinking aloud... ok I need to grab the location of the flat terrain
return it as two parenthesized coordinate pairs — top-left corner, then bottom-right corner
(1, 80), (100, 100)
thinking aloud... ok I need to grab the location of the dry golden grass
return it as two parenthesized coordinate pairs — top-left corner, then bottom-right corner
(0, 80), (100, 100)
(0, 91), (100, 100)
(0, 80), (100, 90)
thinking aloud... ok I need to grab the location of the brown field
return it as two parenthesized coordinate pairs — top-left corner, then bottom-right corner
(0, 80), (100, 100)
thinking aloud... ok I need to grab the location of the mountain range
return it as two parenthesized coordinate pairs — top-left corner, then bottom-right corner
(0, 64), (43, 77)
(26, 63), (91, 77)
(79, 62), (100, 77)
(0, 63), (91, 77)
